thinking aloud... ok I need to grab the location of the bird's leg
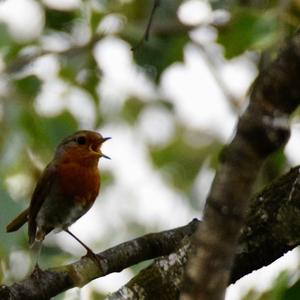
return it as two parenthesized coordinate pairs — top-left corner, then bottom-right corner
(31, 240), (43, 272)
(64, 229), (105, 268)
(29, 240), (44, 278)
(29, 241), (49, 299)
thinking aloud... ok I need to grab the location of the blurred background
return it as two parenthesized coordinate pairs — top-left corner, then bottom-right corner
(1, 0), (300, 299)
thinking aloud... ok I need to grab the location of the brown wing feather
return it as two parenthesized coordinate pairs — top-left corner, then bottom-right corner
(28, 162), (56, 245)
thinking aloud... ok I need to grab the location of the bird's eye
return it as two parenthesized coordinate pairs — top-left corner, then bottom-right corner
(76, 136), (86, 145)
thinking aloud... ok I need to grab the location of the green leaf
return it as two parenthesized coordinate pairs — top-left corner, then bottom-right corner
(90, 290), (106, 300)
(211, 0), (277, 10)
(284, 280), (300, 300)
(150, 130), (221, 191)
(45, 8), (79, 32)
(217, 8), (279, 58)
(121, 0), (187, 80)
(122, 98), (145, 124)
(3, 43), (23, 67)
(242, 271), (291, 300)
(19, 109), (78, 156)
(133, 34), (188, 81)
(0, 23), (12, 48)
(90, 10), (104, 34)
(101, 171), (114, 189)
(59, 53), (101, 118)
(59, 54), (87, 84)
(269, 271), (289, 300)
(0, 183), (26, 259)
(14, 75), (42, 100)
(59, 53), (100, 95)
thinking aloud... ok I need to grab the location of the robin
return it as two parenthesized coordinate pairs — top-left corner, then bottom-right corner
(6, 130), (111, 265)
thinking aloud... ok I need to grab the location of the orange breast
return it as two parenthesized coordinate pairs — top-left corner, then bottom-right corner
(57, 162), (100, 208)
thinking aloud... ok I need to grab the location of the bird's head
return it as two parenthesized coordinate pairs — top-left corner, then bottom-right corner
(55, 130), (111, 165)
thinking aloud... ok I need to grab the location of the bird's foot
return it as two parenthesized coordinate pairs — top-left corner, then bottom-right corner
(30, 263), (43, 278)
(83, 249), (107, 269)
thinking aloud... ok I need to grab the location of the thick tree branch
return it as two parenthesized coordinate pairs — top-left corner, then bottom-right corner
(0, 220), (198, 300)
(108, 238), (191, 300)
(181, 30), (300, 300)
(3, 165), (300, 300)
(231, 166), (300, 282)
(110, 166), (300, 299)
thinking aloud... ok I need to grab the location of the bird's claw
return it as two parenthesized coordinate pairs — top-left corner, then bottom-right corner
(83, 250), (107, 269)
(30, 263), (43, 278)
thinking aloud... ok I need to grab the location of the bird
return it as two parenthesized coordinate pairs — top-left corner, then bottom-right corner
(6, 130), (111, 266)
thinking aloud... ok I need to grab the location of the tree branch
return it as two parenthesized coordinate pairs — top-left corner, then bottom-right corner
(192, 41), (240, 111)
(4, 33), (104, 75)
(131, 0), (161, 51)
(181, 30), (300, 300)
(3, 165), (300, 299)
(110, 166), (300, 299)
(0, 220), (199, 300)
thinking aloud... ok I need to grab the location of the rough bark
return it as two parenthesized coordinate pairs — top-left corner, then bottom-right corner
(0, 220), (198, 300)
(231, 166), (300, 282)
(108, 239), (191, 300)
(180, 30), (300, 300)
(110, 166), (300, 299)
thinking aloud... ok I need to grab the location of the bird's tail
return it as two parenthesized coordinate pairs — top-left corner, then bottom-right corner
(6, 208), (29, 232)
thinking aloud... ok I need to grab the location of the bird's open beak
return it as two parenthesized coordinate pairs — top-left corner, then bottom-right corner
(89, 137), (111, 158)
(101, 137), (111, 159)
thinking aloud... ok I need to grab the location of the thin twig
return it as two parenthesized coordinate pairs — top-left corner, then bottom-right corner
(131, 0), (161, 51)
(193, 41), (241, 111)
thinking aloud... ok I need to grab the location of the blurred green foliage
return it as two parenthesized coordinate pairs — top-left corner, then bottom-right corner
(242, 269), (300, 300)
(0, 0), (299, 299)
(150, 128), (221, 192)
(217, 8), (279, 58)
(45, 8), (80, 32)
